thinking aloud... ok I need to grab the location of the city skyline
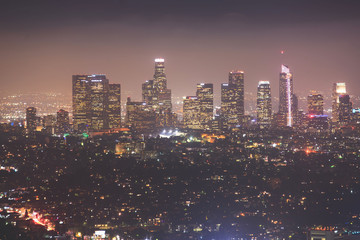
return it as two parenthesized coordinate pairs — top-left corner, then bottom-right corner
(1, 1), (360, 99)
(2, 1), (360, 239)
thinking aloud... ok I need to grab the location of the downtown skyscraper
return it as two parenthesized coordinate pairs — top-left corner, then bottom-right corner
(142, 58), (172, 112)
(338, 94), (353, 126)
(278, 65), (294, 127)
(183, 83), (214, 130)
(220, 71), (245, 128)
(332, 82), (347, 124)
(256, 81), (272, 127)
(307, 92), (324, 115)
(126, 58), (176, 133)
(197, 83), (214, 130)
(183, 96), (201, 130)
(26, 107), (37, 136)
(72, 74), (121, 131)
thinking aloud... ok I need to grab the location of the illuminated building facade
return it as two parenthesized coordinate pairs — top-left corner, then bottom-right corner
(72, 74), (121, 131)
(141, 59), (175, 129)
(197, 83), (214, 130)
(56, 109), (70, 134)
(88, 75), (109, 131)
(229, 71), (245, 122)
(108, 84), (121, 129)
(154, 58), (167, 93)
(332, 82), (346, 124)
(26, 107), (37, 136)
(142, 58), (172, 111)
(256, 81), (272, 127)
(308, 92), (324, 115)
(221, 83), (236, 128)
(125, 97), (156, 133)
(72, 75), (90, 131)
(156, 109), (178, 129)
(279, 65), (294, 127)
(220, 71), (245, 128)
(338, 94), (352, 126)
(142, 80), (156, 105)
(183, 96), (201, 129)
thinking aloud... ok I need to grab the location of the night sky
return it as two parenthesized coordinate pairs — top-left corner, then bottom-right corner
(1, 0), (360, 103)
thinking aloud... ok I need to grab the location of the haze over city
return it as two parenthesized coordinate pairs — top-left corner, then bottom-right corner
(2, 1), (360, 240)
(1, 0), (360, 100)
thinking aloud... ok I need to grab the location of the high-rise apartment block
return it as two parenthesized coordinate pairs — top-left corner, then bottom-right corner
(72, 74), (121, 131)
(257, 81), (272, 127)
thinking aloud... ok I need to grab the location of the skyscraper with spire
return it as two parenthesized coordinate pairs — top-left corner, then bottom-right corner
(279, 65), (294, 127)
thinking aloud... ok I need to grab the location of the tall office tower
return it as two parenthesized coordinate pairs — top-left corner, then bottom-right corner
(221, 83), (236, 129)
(154, 58), (167, 91)
(338, 94), (352, 126)
(141, 58), (173, 126)
(88, 74), (109, 131)
(73, 74), (121, 131)
(183, 96), (201, 129)
(332, 82), (346, 124)
(279, 65), (294, 127)
(308, 92), (324, 115)
(220, 71), (245, 129)
(142, 80), (157, 105)
(196, 83), (214, 130)
(153, 58), (172, 111)
(138, 58), (175, 131)
(26, 107), (37, 136)
(125, 97), (156, 133)
(72, 75), (90, 131)
(56, 109), (70, 134)
(257, 81), (272, 127)
(108, 84), (121, 128)
(228, 71), (245, 118)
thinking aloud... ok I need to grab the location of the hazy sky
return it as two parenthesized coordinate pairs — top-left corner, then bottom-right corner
(1, 0), (360, 102)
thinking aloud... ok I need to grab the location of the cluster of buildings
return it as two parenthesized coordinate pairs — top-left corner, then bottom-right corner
(183, 64), (357, 132)
(23, 59), (359, 138)
(25, 107), (70, 136)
